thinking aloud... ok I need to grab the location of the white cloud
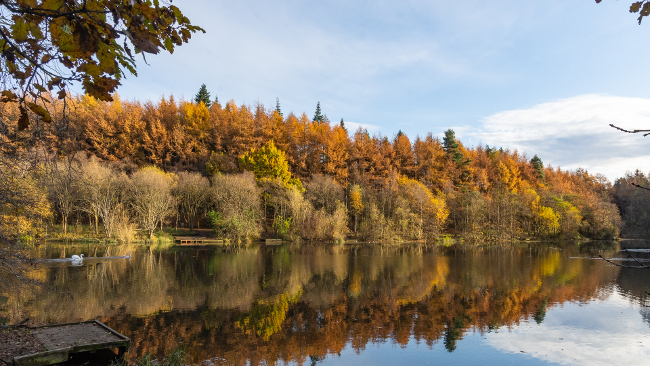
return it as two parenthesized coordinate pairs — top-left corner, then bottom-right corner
(344, 121), (382, 133)
(469, 94), (650, 182)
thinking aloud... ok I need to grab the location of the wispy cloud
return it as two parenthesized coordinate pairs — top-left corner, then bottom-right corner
(344, 121), (382, 133)
(468, 94), (650, 181)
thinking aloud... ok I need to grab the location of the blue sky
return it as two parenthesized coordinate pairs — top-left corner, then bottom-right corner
(113, 0), (650, 182)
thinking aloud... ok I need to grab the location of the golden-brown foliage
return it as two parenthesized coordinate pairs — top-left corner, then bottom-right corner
(0, 95), (623, 241)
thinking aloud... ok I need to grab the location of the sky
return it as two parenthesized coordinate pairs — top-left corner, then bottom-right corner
(113, 0), (650, 182)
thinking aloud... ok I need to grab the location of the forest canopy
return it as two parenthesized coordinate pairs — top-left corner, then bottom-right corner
(0, 93), (625, 243)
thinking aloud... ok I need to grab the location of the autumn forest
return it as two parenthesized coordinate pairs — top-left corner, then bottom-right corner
(0, 92), (639, 243)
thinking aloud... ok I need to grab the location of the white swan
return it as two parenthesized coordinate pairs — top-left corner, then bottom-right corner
(71, 254), (84, 261)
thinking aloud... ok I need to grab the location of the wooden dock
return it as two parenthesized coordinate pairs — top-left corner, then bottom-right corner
(174, 236), (225, 246)
(11, 320), (130, 366)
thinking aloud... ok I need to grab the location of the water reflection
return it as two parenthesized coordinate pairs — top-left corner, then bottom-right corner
(6, 241), (650, 365)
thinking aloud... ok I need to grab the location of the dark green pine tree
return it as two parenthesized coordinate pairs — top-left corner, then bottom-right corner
(313, 101), (324, 124)
(443, 129), (471, 185)
(276, 97), (283, 117)
(194, 84), (211, 107)
(443, 129), (460, 153)
(443, 129), (469, 165)
(531, 155), (545, 182)
(339, 118), (346, 131)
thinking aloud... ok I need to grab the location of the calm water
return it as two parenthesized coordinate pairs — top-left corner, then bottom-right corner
(7, 241), (650, 365)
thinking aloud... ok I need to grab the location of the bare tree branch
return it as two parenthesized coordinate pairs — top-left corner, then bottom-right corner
(630, 183), (650, 191)
(599, 249), (650, 269)
(609, 124), (650, 137)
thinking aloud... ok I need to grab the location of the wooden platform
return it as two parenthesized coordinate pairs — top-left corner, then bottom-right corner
(12, 320), (130, 366)
(174, 236), (224, 245)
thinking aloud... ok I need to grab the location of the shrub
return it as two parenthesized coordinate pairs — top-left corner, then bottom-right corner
(210, 172), (262, 242)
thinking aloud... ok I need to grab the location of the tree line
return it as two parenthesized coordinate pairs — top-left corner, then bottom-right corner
(0, 93), (623, 242)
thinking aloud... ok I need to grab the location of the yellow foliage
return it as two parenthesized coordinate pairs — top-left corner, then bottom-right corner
(554, 198), (583, 236)
(496, 159), (523, 193)
(348, 271), (363, 298)
(522, 188), (541, 211)
(350, 185), (364, 214)
(235, 290), (302, 340)
(180, 101), (210, 139)
(537, 206), (560, 236)
(0, 171), (52, 238)
(539, 252), (561, 277)
(240, 140), (303, 191)
(397, 176), (449, 231)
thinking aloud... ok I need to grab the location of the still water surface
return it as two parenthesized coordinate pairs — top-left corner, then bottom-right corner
(9, 241), (650, 365)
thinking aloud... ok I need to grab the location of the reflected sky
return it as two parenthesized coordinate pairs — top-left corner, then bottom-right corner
(285, 289), (650, 366)
(8, 241), (650, 365)
(485, 291), (650, 366)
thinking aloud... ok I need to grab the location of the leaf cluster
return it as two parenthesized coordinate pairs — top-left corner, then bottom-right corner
(1, 0), (203, 128)
(596, 0), (650, 24)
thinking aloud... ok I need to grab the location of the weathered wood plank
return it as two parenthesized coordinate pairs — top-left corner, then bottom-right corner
(12, 321), (130, 366)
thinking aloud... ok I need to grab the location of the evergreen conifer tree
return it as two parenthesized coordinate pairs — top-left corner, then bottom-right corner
(443, 129), (471, 185)
(276, 98), (283, 117)
(340, 118), (346, 131)
(194, 84), (211, 107)
(531, 155), (545, 182)
(313, 102), (324, 124)
(443, 129), (469, 165)
(443, 129), (460, 153)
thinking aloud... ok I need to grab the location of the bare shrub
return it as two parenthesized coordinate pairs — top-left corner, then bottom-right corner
(173, 171), (210, 229)
(45, 156), (81, 237)
(79, 157), (127, 238)
(286, 187), (349, 242)
(305, 174), (344, 214)
(210, 172), (262, 242)
(129, 166), (176, 238)
(328, 201), (349, 241)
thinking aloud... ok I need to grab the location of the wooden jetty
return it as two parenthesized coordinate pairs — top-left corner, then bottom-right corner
(174, 236), (225, 246)
(11, 320), (129, 366)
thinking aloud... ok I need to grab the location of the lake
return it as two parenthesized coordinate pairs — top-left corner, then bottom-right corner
(6, 240), (650, 365)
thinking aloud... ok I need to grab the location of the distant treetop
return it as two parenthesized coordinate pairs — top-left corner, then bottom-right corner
(313, 102), (324, 124)
(276, 98), (283, 117)
(195, 84), (211, 107)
